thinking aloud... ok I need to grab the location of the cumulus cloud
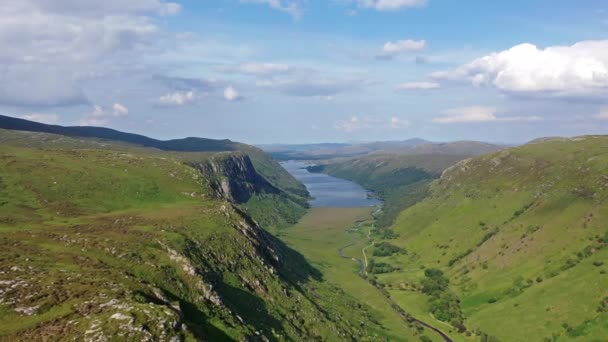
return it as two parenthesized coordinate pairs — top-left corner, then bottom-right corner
(377, 39), (426, 59)
(0, 0), (178, 107)
(79, 103), (129, 126)
(432, 40), (608, 97)
(241, 0), (303, 19)
(396, 82), (440, 91)
(27, 0), (182, 17)
(433, 106), (542, 124)
(358, 0), (427, 11)
(223, 86), (241, 102)
(158, 91), (196, 106)
(19, 113), (60, 124)
(335, 115), (410, 132)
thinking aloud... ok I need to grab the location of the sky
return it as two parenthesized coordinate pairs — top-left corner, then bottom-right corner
(1, 0), (608, 144)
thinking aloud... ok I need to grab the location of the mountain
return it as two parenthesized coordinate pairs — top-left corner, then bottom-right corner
(357, 135), (608, 341)
(0, 127), (404, 340)
(263, 138), (433, 160)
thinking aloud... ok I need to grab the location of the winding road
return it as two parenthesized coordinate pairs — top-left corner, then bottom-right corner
(338, 222), (454, 342)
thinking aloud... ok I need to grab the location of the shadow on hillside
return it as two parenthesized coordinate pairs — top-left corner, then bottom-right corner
(178, 299), (234, 341)
(218, 283), (284, 342)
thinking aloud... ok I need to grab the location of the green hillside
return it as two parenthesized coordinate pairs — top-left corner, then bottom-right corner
(0, 143), (400, 341)
(0, 115), (308, 202)
(364, 136), (608, 341)
(0, 126), (308, 229)
(309, 153), (467, 227)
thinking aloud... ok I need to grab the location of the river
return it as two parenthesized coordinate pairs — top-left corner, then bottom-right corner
(281, 160), (381, 208)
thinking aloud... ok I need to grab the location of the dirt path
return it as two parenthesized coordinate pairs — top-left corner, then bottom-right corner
(341, 221), (454, 342)
(338, 243), (365, 274)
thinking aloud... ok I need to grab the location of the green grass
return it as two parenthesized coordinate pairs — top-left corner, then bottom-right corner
(269, 207), (446, 341)
(365, 135), (608, 341)
(0, 143), (391, 341)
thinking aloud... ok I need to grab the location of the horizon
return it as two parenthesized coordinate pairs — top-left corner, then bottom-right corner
(1, 1), (607, 144)
(0, 113), (567, 146)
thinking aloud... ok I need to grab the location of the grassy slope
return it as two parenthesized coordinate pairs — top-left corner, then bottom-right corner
(0, 145), (392, 341)
(268, 208), (439, 341)
(0, 117), (309, 204)
(0, 128), (308, 230)
(311, 154), (467, 227)
(378, 136), (608, 341)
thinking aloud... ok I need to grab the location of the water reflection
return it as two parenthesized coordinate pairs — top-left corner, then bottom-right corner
(281, 160), (381, 208)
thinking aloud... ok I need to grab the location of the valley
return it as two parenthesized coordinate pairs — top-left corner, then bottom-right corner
(280, 136), (608, 341)
(1, 115), (607, 341)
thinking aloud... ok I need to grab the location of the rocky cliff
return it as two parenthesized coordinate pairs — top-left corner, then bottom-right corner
(191, 152), (281, 204)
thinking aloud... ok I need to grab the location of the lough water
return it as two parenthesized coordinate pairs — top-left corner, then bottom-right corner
(281, 160), (381, 208)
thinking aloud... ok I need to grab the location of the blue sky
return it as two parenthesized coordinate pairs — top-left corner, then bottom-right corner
(1, 0), (608, 144)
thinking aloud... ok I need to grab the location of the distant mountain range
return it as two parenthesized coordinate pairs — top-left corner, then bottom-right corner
(261, 138), (504, 160)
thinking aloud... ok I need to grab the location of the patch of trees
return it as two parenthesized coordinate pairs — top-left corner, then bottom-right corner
(377, 228), (399, 239)
(420, 268), (466, 332)
(373, 242), (404, 257)
(367, 259), (398, 274)
(421, 268), (449, 295)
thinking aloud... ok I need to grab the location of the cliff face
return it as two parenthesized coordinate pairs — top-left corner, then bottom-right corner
(192, 152), (281, 204)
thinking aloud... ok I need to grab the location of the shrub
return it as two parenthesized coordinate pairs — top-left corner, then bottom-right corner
(372, 242), (404, 257)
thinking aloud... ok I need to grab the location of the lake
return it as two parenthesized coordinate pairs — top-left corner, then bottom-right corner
(281, 160), (382, 208)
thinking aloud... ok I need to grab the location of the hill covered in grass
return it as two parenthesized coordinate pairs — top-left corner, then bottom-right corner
(364, 136), (608, 341)
(0, 140), (405, 340)
(0, 115), (307, 201)
(0, 113), (311, 229)
(308, 153), (470, 228)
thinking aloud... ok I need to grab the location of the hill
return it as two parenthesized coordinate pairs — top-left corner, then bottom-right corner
(307, 153), (473, 228)
(363, 136), (608, 341)
(0, 115), (307, 200)
(0, 137), (408, 340)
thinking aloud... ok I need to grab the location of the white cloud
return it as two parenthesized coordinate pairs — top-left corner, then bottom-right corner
(241, 0), (303, 19)
(27, 0), (182, 16)
(433, 106), (498, 124)
(389, 116), (411, 128)
(19, 113), (60, 124)
(433, 106), (542, 124)
(79, 104), (129, 126)
(396, 81), (440, 90)
(0, 0), (174, 107)
(112, 103), (129, 116)
(594, 108), (608, 120)
(223, 86), (240, 102)
(378, 39), (426, 59)
(432, 40), (608, 97)
(335, 115), (410, 132)
(158, 91), (196, 106)
(359, 0), (427, 11)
